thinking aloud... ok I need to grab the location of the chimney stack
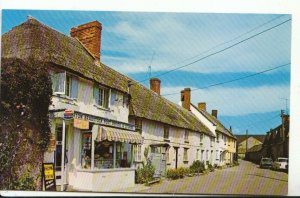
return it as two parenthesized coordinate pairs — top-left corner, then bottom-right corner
(181, 88), (191, 111)
(70, 21), (102, 62)
(150, 78), (161, 95)
(212, 110), (218, 118)
(198, 102), (206, 111)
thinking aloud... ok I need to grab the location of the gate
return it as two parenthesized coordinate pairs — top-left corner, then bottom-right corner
(149, 153), (166, 178)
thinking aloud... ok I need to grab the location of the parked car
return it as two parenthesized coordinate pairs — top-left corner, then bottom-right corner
(260, 157), (273, 169)
(272, 157), (288, 171)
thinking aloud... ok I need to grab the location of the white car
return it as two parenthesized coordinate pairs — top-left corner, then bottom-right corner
(273, 157), (288, 170)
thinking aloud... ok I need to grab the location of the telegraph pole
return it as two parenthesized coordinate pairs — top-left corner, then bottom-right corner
(245, 129), (248, 160)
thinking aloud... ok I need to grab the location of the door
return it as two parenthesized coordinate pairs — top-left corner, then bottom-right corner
(174, 147), (179, 169)
(54, 125), (69, 185)
(149, 153), (163, 178)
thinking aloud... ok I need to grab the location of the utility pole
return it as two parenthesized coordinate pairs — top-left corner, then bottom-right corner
(245, 129), (248, 160)
(279, 97), (289, 115)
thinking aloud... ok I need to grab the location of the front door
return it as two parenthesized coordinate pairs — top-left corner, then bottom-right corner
(174, 147), (179, 169)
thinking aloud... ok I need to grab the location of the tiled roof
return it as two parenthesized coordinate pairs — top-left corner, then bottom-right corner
(190, 103), (235, 139)
(1, 17), (212, 136)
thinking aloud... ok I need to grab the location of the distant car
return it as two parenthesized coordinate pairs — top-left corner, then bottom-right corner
(260, 157), (273, 169)
(272, 157), (288, 171)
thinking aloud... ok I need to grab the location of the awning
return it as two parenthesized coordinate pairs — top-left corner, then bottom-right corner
(97, 126), (143, 144)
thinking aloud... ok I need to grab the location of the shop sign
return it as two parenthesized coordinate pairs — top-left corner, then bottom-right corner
(74, 118), (89, 129)
(47, 134), (56, 152)
(42, 163), (56, 191)
(64, 109), (73, 120)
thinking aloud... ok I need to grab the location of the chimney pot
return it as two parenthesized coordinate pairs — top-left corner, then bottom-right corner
(198, 102), (206, 111)
(212, 110), (218, 118)
(70, 21), (102, 62)
(182, 88), (191, 111)
(150, 78), (161, 95)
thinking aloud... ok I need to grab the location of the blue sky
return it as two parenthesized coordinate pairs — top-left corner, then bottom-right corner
(1, 10), (291, 135)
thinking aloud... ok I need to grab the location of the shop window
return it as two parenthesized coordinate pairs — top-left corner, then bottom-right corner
(94, 141), (132, 169)
(81, 132), (92, 169)
(164, 125), (170, 140)
(94, 85), (109, 108)
(183, 148), (188, 162)
(184, 130), (189, 143)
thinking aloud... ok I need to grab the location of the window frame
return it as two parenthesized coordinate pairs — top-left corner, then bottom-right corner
(163, 125), (170, 140)
(184, 130), (189, 143)
(183, 148), (188, 162)
(94, 85), (110, 109)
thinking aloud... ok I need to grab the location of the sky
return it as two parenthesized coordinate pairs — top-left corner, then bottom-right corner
(1, 10), (291, 135)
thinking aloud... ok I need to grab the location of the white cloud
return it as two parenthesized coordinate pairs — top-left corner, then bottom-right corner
(161, 84), (290, 116)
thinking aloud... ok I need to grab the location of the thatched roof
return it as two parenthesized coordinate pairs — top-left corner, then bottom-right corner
(2, 17), (212, 136)
(191, 104), (236, 139)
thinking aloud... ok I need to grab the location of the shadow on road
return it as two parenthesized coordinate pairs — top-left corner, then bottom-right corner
(248, 173), (288, 182)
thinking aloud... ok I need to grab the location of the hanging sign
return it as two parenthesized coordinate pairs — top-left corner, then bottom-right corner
(42, 163), (56, 191)
(64, 109), (73, 120)
(74, 118), (89, 129)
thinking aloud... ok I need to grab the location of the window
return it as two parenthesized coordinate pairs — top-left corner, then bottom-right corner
(183, 148), (188, 161)
(133, 144), (142, 161)
(217, 133), (220, 142)
(216, 150), (219, 160)
(184, 130), (189, 142)
(200, 133), (204, 144)
(51, 71), (78, 98)
(196, 149), (199, 160)
(164, 125), (170, 140)
(135, 118), (142, 134)
(94, 85), (109, 108)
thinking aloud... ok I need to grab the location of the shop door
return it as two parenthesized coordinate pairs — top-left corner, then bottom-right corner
(54, 125), (68, 184)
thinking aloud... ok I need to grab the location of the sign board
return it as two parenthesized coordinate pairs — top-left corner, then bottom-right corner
(42, 163), (56, 191)
(64, 109), (73, 120)
(47, 134), (56, 152)
(74, 118), (89, 129)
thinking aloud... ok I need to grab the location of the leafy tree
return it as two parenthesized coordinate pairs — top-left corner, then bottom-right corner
(0, 58), (52, 190)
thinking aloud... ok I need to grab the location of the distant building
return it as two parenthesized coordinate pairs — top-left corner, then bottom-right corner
(236, 135), (265, 159)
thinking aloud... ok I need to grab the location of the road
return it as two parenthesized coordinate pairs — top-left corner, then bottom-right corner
(137, 160), (288, 196)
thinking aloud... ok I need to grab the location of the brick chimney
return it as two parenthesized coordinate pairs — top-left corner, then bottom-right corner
(198, 102), (206, 111)
(181, 88), (191, 111)
(150, 78), (161, 95)
(70, 21), (102, 62)
(212, 110), (218, 118)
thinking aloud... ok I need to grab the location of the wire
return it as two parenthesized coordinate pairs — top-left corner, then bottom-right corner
(162, 63), (290, 96)
(161, 15), (286, 70)
(137, 18), (291, 84)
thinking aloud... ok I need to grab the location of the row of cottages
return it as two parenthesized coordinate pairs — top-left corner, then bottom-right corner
(1, 17), (228, 192)
(179, 88), (237, 166)
(245, 111), (289, 163)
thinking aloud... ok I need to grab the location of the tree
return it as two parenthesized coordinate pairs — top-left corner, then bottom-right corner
(0, 57), (52, 190)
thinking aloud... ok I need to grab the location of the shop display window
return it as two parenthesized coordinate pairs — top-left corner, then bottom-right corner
(81, 132), (92, 169)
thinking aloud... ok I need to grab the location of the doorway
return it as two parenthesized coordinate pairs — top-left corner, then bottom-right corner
(174, 147), (179, 169)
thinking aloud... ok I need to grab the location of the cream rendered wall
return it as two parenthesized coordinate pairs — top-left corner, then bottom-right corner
(50, 75), (129, 123)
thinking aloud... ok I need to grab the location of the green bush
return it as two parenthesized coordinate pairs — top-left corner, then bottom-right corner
(12, 170), (35, 190)
(166, 168), (180, 180)
(135, 159), (155, 184)
(233, 160), (239, 166)
(207, 163), (215, 172)
(189, 160), (205, 174)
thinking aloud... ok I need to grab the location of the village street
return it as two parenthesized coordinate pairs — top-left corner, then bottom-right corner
(125, 160), (288, 196)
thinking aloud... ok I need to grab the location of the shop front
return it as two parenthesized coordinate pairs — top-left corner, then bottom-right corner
(46, 110), (143, 192)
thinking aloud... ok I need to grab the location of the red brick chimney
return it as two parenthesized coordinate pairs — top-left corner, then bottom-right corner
(150, 78), (161, 95)
(181, 88), (191, 111)
(198, 102), (206, 111)
(212, 110), (218, 118)
(70, 21), (102, 62)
